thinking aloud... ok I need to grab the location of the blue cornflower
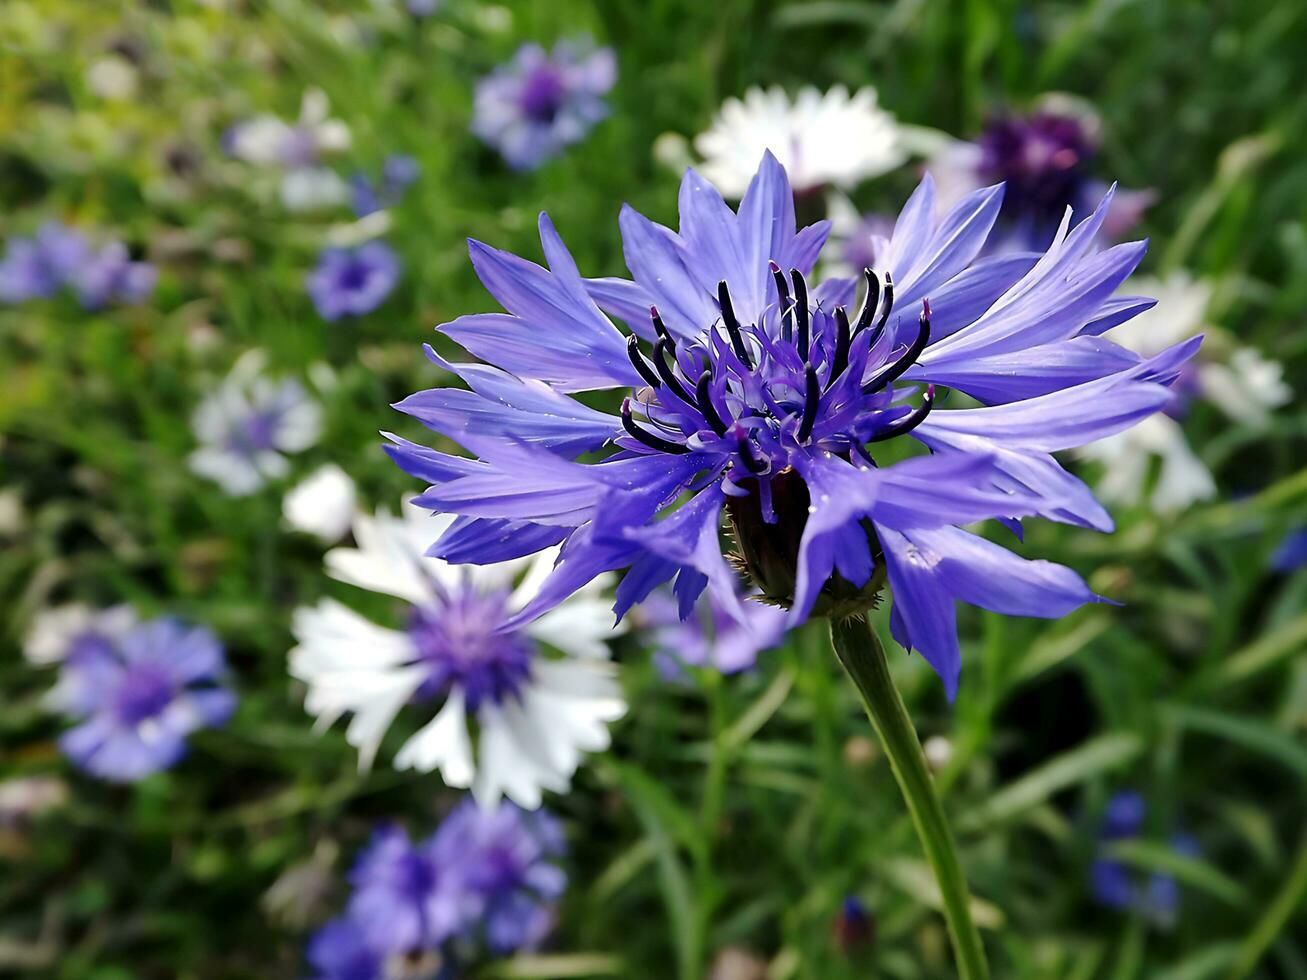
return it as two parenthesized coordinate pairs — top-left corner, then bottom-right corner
(1271, 528), (1307, 572)
(306, 918), (384, 980)
(0, 222), (154, 308)
(388, 152), (1198, 698)
(307, 242), (401, 321)
(638, 586), (786, 677)
(347, 825), (466, 956)
(349, 154), (421, 218)
(471, 40), (616, 171)
(47, 618), (236, 783)
(431, 800), (567, 954)
(1090, 791), (1198, 927)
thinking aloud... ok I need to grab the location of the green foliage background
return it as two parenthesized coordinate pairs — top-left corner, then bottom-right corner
(1, 0), (1305, 977)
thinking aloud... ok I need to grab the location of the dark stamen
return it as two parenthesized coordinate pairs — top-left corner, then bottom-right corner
(770, 260), (793, 342)
(874, 271), (894, 340)
(828, 307), (851, 388)
(853, 441), (879, 467)
(650, 305), (674, 348)
(716, 280), (754, 370)
(653, 338), (694, 404)
(621, 398), (689, 454)
(694, 371), (729, 435)
(737, 432), (768, 474)
(852, 268), (881, 339)
(626, 335), (662, 390)
(790, 269), (810, 361)
(867, 384), (936, 443)
(862, 298), (931, 395)
(797, 363), (820, 443)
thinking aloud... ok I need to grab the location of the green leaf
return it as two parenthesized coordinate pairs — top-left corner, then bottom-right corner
(1165, 704), (1307, 781)
(1101, 839), (1249, 906)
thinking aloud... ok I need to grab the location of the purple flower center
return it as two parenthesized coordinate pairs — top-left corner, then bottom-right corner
(409, 587), (535, 710)
(337, 257), (374, 292)
(518, 65), (568, 123)
(114, 664), (176, 726)
(977, 113), (1094, 225)
(227, 408), (282, 456)
(620, 268), (936, 519)
(278, 127), (319, 169)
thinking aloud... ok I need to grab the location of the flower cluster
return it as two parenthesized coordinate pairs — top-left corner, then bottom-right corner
(307, 803), (567, 978)
(472, 40), (617, 171)
(389, 152), (1197, 697)
(0, 221), (156, 309)
(1090, 791), (1198, 928)
(190, 350), (323, 496)
(290, 503), (625, 808)
(37, 616), (236, 783)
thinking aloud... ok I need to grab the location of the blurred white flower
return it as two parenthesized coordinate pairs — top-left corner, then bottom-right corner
(922, 735), (954, 772)
(0, 776), (68, 825)
(1200, 347), (1291, 426)
(24, 604), (135, 666)
(190, 350), (323, 496)
(290, 503), (625, 809)
(0, 488), (25, 537)
(283, 464), (356, 542)
(280, 167), (350, 213)
(1110, 273), (1211, 354)
(86, 57), (139, 101)
(694, 86), (905, 197)
(226, 90), (350, 211)
(1079, 414), (1216, 513)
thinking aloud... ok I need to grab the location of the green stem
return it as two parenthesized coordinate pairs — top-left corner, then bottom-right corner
(829, 615), (990, 980)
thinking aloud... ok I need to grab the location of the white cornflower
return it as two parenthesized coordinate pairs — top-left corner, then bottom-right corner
(190, 350), (323, 497)
(283, 464), (357, 542)
(289, 503), (626, 810)
(694, 86), (905, 197)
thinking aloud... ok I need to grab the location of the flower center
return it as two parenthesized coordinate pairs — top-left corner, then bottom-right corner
(228, 408), (282, 456)
(114, 664), (175, 726)
(338, 258), (372, 291)
(621, 266), (937, 517)
(519, 66), (567, 123)
(408, 586), (535, 710)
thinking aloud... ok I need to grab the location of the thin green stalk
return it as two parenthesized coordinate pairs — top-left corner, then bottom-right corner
(829, 615), (990, 980)
(1225, 830), (1307, 980)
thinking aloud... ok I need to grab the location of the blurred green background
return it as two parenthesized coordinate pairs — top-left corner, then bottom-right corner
(1, 0), (1305, 977)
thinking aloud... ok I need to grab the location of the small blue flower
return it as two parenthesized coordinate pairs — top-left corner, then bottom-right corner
(472, 40), (616, 171)
(1271, 527), (1307, 572)
(389, 153), (1199, 698)
(48, 619), (236, 783)
(432, 800), (567, 954)
(307, 242), (401, 321)
(639, 585), (786, 677)
(349, 154), (421, 218)
(1090, 791), (1197, 927)
(306, 917), (383, 980)
(0, 222), (154, 308)
(347, 825), (466, 956)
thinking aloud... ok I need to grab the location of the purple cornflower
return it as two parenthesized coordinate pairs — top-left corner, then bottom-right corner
(347, 825), (466, 956)
(431, 800), (567, 954)
(0, 222), (154, 308)
(638, 586), (786, 677)
(307, 242), (401, 321)
(306, 918), (384, 980)
(1090, 791), (1197, 927)
(1271, 528), (1307, 572)
(47, 618), (236, 783)
(931, 102), (1154, 252)
(471, 40), (616, 171)
(388, 152), (1198, 698)
(349, 154), (421, 218)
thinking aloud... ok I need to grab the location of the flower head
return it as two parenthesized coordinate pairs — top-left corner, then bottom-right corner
(306, 917), (384, 980)
(289, 503), (626, 808)
(190, 350), (323, 496)
(307, 242), (401, 322)
(225, 89), (351, 169)
(389, 153), (1197, 698)
(1090, 791), (1197, 928)
(0, 222), (154, 308)
(431, 800), (566, 954)
(929, 97), (1153, 251)
(284, 463), (358, 541)
(695, 86), (904, 197)
(48, 618), (236, 782)
(347, 825), (466, 955)
(472, 40), (616, 171)
(638, 586), (786, 677)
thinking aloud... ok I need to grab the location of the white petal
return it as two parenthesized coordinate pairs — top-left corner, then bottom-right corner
(394, 690), (474, 788)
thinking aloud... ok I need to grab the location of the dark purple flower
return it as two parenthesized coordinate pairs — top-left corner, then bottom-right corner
(347, 825), (465, 955)
(431, 800), (566, 954)
(1090, 791), (1197, 927)
(388, 153), (1198, 698)
(639, 585), (786, 677)
(307, 242), (400, 321)
(49, 619), (236, 783)
(1271, 528), (1307, 572)
(472, 40), (616, 171)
